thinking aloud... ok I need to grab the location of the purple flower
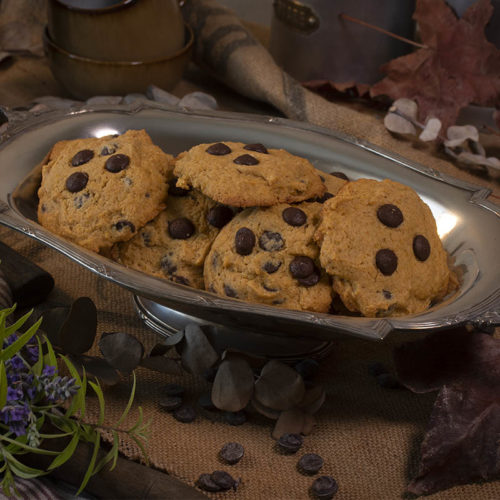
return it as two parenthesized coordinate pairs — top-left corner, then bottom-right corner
(8, 421), (27, 437)
(6, 386), (22, 402)
(7, 372), (20, 385)
(3, 334), (18, 348)
(10, 355), (25, 371)
(25, 386), (37, 401)
(25, 344), (39, 363)
(42, 365), (56, 377)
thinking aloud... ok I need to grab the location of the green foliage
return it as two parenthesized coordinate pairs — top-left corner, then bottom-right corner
(0, 307), (149, 496)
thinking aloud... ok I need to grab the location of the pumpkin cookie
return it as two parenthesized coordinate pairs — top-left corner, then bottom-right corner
(173, 141), (325, 207)
(37, 129), (171, 253)
(204, 202), (332, 313)
(314, 178), (450, 317)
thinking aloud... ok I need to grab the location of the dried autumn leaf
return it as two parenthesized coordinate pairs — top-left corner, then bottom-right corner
(371, 0), (500, 131)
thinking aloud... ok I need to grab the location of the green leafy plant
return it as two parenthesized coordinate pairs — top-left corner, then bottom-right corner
(0, 306), (149, 496)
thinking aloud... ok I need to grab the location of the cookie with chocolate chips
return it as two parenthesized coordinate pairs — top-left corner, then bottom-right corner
(37, 129), (171, 252)
(314, 179), (451, 317)
(173, 141), (325, 207)
(112, 172), (235, 289)
(204, 202), (332, 313)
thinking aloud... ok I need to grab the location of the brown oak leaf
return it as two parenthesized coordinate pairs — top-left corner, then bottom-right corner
(370, 0), (500, 131)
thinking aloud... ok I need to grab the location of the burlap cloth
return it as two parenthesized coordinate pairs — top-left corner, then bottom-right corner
(1, 1), (500, 498)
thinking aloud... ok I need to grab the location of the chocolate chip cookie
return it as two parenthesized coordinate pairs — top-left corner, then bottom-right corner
(37, 129), (171, 253)
(204, 202), (332, 312)
(173, 141), (325, 207)
(314, 179), (450, 317)
(311, 169), (348, 203)
(112, 177), (235, 289)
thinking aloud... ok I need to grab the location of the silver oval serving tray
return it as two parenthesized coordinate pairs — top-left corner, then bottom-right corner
(0, 101), (499, 349)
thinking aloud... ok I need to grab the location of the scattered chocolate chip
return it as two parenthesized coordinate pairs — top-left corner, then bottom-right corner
(282, 207), (307, 227)
(298, 453), (324, 475)
(211, 471), (237, 491)
(113, 220), (135, 232)
(263, 261), (282, 274)
(164, 383), (185, 397)
(159, 396), (183, 412)
(277, 433), (303, 453)
(375, 249), (398, 276)
(244, 143), (268, 154)
(160, 256), (177, 275)
(73, 193), (89, 209)
(235, 227), (255, 255)
(224, 410), (247, 426)
(383, 290), (392, 299)
(100, 145), (116, 156)
(224, 284), (238, 298)
(197, 473), (221, 492)
(311, 476), (338, 499)
(314, 192), (334, 204)
(294, 359), (319, 380)
(168, 217), (195, 239)
(173, 276), (190, 286)
(330, 171), (349, 181)
(289, 256), (315, 279)
(168, 177), (190, 196)
(262, 283), (278, 292)
(297, 269), (320, 287)
(259, 231), (284, 252)
(206, 142), (231, 155)
(71, 149), (94, 166)
(376, 373), (402, 389)
(377, 204), (403, 228)
(141, 231), (152, 247)
(233, 154), (259, 165)
(368, 362), (388, 377)
(173, 405), (196, 423)
(413, 235), (430, 261)
(198, 392), (217, 411)
(66, 172), (88, 193)
(220, 442), (244, 465)
(40, 204), (47, 213)
(105, 153), (129, 173)
(207, 205), (234, 228)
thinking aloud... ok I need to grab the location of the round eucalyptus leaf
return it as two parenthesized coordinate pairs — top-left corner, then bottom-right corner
(39, 306), (69, 346)
(298, 384), (326, 414)
(181, 323), (218, 375)
(272, 408), (316, 440)
(163, 330), (185, 347)
(99, 331), (144, 374)
(250, 398), (280, 420)
(140, 356), (183, 375)
(70, 354), (120, 386)
(59, 297), (97, 354)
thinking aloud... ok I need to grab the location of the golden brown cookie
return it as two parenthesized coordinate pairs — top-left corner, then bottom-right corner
(204, 202), (332, 313)
(173, 141), (325, 207)
(37, 129), (171, 253)
(314, 179), (450, 317)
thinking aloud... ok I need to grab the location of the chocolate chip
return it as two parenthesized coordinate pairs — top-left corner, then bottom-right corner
(235, 227), (255, 255)
(141, 231), (152, 247)
(173, 405), (196, 423)
(168, 217), (195, 239)
(71, 149), (94, 166)
(173, 276), (190, 286)
(66, 172), (88, 193)
(73, 193), (89, 208)
(168, 177), (190, 196)
(375, 249), (398, 276)
(311, 476), (338, 499)
(113, 220), (135, 233)
(224, 410), (246, 426)
(211, 471), (237, 491)
(105, 153), (129, 173)
(314, 192), (334, 204)
(330, 171), (349, 181)
(164, 383), (185, 397)
(263, 261), (282, 274)
(289, 256), (315, 279)
(383, 290), (392, 299)
(160, 256), (177, 275)
(377, 204), (403, 228)
(282, 207), (307, 227)
(263, 283), (278, 292)
(233, 154), (259, 165)
(220, 442), (244, 465)
(298, 269), (320, 287)
(197, 474), (221, 492)
(206, 142), (231, 155)
(100, 145), (116, 156)
(413, 235), (430, 261)
(207, 205), (234, 228)
(278, 433), (303, 453)
(259, 231), (284, 252)
(224, 284), (238, 298)
(159, 396), (182, 412)
(298, 453), (324, 475)
(244, 143), (268, 154)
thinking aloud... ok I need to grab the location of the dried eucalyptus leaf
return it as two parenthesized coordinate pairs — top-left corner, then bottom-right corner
(444, 125), (479, 148)
(149, 343), (172, 357)
(59, 297), (97, 355)
(163, 330), (185, 347)
(271, 408), (316, 440)
(419, 117), (442, 142)
(384, 112), (417, 135)
(70, 354), (120, 386)
(468, 139), (486, 157)
(39, 306), (69, 346)
(298, 385), (326, 415)
(392, 98), (418, 120)
(140, 356), (183, 375)
(251, 398), (281, 420)
(254, 360), (305, 411)
(456, 151), (500, 169)
(211, 354), (254, 412)
(181, 323), (218, 375)
(99, 332), (144, 374)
